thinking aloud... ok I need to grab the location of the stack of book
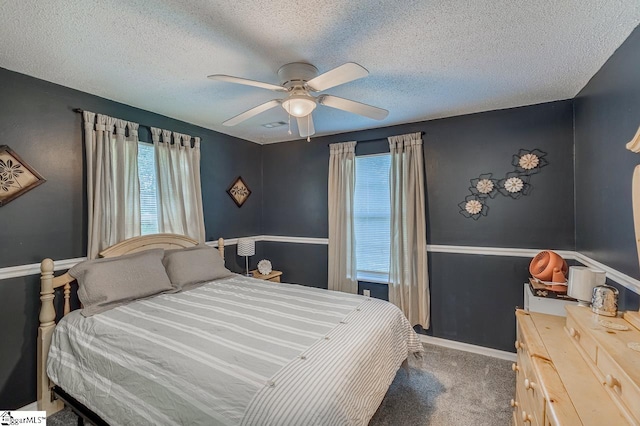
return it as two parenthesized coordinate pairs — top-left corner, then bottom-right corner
(528, 277), (576, 301)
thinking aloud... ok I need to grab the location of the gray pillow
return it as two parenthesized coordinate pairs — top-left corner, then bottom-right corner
(162, 245), (233, 290)
(70, 248), (173, 316)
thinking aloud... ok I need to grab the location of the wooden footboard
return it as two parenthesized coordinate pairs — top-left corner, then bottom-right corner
(37, 234), (225, 414)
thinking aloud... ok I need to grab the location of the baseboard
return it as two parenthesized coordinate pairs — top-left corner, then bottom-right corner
(419, 335), (517, 362)
(18, 401), (38, 411)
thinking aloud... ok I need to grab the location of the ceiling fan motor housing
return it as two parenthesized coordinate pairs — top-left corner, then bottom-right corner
(278, 62), (319, 89)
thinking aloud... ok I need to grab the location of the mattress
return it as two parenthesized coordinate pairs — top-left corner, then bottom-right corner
(48, 275), (423, 425)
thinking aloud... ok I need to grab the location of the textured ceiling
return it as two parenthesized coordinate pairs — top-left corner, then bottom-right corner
(1, 1), (639, 144)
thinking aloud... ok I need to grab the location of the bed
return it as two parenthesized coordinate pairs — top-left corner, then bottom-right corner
(37, 234), (423, 425)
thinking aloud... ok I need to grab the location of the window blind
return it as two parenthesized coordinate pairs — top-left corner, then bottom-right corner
(354, 154), (391, 283)
(137, 142), (158, 235)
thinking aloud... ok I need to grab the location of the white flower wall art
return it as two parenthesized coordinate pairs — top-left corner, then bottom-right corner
(458, 149), (548, 219)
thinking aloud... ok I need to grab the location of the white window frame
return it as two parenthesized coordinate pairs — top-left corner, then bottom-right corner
(354, 152), (391, 284)
(137, 141), (159, 235)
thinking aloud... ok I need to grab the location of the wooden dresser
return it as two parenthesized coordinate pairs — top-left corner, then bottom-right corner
(513, 307), (640, 425)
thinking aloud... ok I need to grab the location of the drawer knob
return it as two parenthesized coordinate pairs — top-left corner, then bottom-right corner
(605, 374), (620, 388)
(510, 399), (519, 408)
(569, 327), (578, 338)
(511, 363), (520, 372)
(524, 378), (537, 391)
(521, 410), (533, 423)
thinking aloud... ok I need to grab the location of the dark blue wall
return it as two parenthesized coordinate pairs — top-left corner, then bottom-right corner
(575, 25), (640, 282)
(0, 68), (263, 409)
(262, 100), (576, 353)
(574, 24), (640, 310)
(263, 101), (575, 248)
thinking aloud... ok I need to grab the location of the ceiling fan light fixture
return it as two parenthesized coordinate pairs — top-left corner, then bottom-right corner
(282, 95), (316, 118)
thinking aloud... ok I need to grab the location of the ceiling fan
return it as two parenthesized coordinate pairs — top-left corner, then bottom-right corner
(207, 62), (389, 139)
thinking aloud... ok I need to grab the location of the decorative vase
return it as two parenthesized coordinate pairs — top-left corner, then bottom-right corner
(257, 259), (272, 275)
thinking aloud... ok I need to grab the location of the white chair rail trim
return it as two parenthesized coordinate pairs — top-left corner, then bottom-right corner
(426, 244), (574, 259)
(0, 257), (87, 280)
(2, 237), (639, 294)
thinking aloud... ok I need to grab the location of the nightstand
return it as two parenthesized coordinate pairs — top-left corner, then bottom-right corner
(250, 270), (283, 283)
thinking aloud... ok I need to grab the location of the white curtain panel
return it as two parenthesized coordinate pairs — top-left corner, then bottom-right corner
(388, 132), (430, 328)
(84, 111), (141, 259)
(151, 128), (206, 243)
(328, 141), (358, 294)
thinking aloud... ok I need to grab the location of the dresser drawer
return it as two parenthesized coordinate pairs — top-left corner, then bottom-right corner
(523, 367), (545, 424)
(512, 388), (524, 426)
(515, 386), (539, 425)
(596, 348), (640, 423)
(566, 315), (598, 363)
(543, 401), (555, 426)
(519, 407), (540, 425)
(515, 363), (543, 425)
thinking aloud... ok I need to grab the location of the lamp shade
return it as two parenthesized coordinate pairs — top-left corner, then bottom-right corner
(282, 95), (317, 118)
(237, 238), (255, 256)
(567, 266), (606, 305)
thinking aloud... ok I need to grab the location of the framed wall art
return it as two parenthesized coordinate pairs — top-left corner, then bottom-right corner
(0, 145), (46, 207)
(227, 176), (251, 207)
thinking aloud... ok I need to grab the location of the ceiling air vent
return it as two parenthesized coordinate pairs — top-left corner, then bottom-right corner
(262, 121), (287, 128)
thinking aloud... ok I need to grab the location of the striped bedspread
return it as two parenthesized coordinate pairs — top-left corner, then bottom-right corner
(48, 275), (423, 425)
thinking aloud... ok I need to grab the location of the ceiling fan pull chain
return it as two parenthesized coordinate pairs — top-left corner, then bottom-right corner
(307, 114), (311, 142)
(287, 113), (292, 135)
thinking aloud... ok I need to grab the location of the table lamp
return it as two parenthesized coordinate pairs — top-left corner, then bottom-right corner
(237, 238), (255, 277)
(567, 266), (606, 306)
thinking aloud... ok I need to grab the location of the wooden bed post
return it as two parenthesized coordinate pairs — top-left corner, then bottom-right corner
(218, 237), (225, 261)
(37, 258), (63, 415)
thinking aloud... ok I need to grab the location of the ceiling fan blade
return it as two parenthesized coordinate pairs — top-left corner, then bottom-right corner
(318, 95), (388, 120)
(223, 100), (282, 126)
(208, 75), (287, 92)
(296, 115), (316, 138)
(306, 63), (369, 92)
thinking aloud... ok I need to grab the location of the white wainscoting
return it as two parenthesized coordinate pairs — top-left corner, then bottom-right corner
(2, 236), (639, 295)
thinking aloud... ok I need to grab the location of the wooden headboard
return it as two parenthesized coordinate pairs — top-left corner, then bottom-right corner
(37, 234), (225, 414)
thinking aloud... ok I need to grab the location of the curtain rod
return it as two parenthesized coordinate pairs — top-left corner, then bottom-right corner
(74, 108), (423, 143)
(73, 108), (164, 133)
(354, 131), (425, 144)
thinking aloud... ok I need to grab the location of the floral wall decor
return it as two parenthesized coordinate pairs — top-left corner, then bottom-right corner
(0, 145), (46, 207)
(458, 149), (548, 219)
(227, 176), (251, 207)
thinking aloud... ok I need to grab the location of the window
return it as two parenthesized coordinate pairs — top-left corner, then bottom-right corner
(354, 153), (391, 283)
(137, 142), (158, 235)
